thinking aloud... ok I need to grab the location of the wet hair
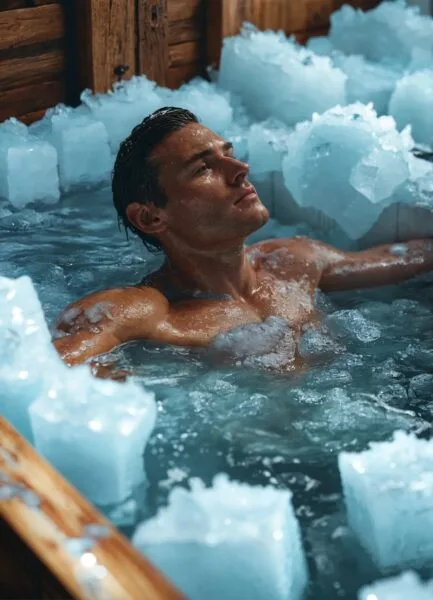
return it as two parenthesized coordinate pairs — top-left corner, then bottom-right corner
(112, 107), (199, 253)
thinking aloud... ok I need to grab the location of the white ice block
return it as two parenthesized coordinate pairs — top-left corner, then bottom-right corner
(339, 431), (433, 571)
(248, 119), (292, 176)
(219, 25), (347, 127)
(358, 571), (433, 600)
(30, 105), (113, 192)
(0, 119), (59, 208)
(81, 76), (164, 152)
(133, 474), (308, 600)
(0, 275), (59, 441)
(389, 69), (433, 148)
(29, 367), (157, 506)
(330, 1), (433, 68)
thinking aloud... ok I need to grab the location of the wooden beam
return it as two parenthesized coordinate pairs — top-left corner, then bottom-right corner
(0, 0), (57, 10)
(137, 0), (169, 86)
(0, 50), (65, 91)
(0, 417), (184, 600)
(0, 4), (64, 51)
(74, 0), (136, 94)
(0, 79), (65, 122)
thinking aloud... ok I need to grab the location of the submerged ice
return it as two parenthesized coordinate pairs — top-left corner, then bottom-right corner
(358, 571), (433, 600)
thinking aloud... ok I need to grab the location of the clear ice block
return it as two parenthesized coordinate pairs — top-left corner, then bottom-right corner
(358, 571), (433, 600)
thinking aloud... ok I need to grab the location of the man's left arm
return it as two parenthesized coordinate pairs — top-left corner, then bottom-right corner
(314, 239), (433, 292)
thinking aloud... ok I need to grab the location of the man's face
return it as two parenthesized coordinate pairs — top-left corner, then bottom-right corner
(152, 123), (269, 248)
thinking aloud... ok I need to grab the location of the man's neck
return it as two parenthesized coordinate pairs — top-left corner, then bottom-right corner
(162, 241), (257, 301)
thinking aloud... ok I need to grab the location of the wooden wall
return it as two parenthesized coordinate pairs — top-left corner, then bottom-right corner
(0, 0), (382, 124)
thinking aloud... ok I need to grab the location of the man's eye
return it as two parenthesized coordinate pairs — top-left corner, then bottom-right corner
(195, 164), (209, 175)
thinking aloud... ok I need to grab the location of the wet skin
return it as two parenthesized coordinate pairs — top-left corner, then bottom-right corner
(53, 123), (433, 375)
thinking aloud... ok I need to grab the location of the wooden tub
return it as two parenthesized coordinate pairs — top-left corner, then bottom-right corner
(0, 417), (183, 600)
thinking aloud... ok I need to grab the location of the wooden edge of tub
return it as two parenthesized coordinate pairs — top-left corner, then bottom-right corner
(0, 417), (184, 600)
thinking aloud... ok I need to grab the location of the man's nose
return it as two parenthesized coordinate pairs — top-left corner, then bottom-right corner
(225, 157), (249, 185)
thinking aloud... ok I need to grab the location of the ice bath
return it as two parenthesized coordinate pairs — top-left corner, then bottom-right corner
(2, 1), (433, 599)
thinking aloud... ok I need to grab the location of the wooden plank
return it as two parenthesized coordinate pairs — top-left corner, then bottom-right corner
(137, 0), (169, 85)
(168, 0), (203, 22)
(0, 0), (57, 10)
(0, 79), (65, 122)
(0, 50), (65, 91)
(169, 16), (204, 45)
(167, 61), (202, 88)
(169, 40), (201, 67)
(74, 0), (136, 94)
(0, 417), (184, 600)
(0, 5), (64, 51)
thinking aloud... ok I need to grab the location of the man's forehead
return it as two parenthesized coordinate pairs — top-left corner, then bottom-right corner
(151, 123), (224, 165)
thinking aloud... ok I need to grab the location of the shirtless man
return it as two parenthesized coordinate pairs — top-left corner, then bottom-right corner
(53, 107), (433, 374)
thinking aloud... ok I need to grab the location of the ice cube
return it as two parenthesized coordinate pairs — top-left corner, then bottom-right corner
(219, 25), (346, 127)
(389, 70), (433, 149)
(358, 571), (433, 600)
(29, 366), (157, 505)
(0, 119), (59, 209)
(30, 105), (113, 192)
(330, 1), (433, 68)
(247, 119), (292, 176)
(306, 36), (334, 56)
(339, 431), (433, 570)
(133, 474), (308, 600)
(282, 103), (417, 240)
(81, 76), (164, 152)
(0, 275), (59, 441)
(325, 309), (381, 344)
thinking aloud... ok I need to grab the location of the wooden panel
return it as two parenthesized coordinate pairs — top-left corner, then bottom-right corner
(0, 0), (58, 10)
(169, 40), (200, 67)
(0, 5), (64, 51)
(0, 50), (65, 91)
(168, 0), (203, 22)
(167, 61), (202, 88)
(0, 79), (65, 122)
(0, 418), (184, 600)
(74, 0), (136, 94)
(137, 0), (169, 85)
(169, 15), (204, 45)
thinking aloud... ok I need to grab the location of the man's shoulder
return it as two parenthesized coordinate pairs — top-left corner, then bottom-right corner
(248, 235), (318, 257)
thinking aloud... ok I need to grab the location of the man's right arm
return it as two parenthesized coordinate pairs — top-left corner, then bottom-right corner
(52, 287), (167, 367)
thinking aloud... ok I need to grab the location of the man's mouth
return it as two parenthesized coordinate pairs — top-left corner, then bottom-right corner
(234, 187), (257, 205)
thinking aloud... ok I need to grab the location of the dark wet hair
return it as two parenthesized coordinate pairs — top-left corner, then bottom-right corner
(112, 107), (199, 253)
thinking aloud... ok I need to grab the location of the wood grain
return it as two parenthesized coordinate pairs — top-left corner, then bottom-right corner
(0, 0), (58, 10)
(169, 39), (201, 67)
(0, 5), (64, 51)
(0, 50), (65, 91)
(0, 417), (184, 600)
(167, 61), (203, 88)
(167, 0), (203, 22)
(137, 0), (169, 86)
(0, 79), (65, 122)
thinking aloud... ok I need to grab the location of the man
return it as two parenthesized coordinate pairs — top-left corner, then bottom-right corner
(53, 107), (433, 374)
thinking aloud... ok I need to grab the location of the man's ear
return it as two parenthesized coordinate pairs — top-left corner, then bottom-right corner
(126, 202), (166, 235)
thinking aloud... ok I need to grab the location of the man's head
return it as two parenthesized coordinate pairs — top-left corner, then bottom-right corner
(112, 107), (268, 253)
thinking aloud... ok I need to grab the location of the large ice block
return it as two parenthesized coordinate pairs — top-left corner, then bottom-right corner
(133, 474), (308, 600)
(0, 275), (59, 441)
(339, 431), (433, 571)
(30, 105), (113, 192)
(248, 119), (292, 176)
(358, 571), (433, 600)
(389, 70), (433, 148)
(330, 1), (433, 68)
(82, 76), (164, 152)
(219, 25), (347, 126)
(29, 367), (157, 506)
(0, 119), (59, 208)
(281, 103), (425, 241)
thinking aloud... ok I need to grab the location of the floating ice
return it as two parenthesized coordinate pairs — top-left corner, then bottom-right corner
(281, 103), (422, 240)
(325, 309), (381, 344)
(81, 76), (164, 152)
(330, 1), (433, 68)
(339, 431), (433, 570)
(0, 119), (59, 209)
(0, 275), (59, 441)
(30, 105), (113, 191)
(133, 474), (308, 600)
(29, 366), (157, 506)
(389, 70), (433, 148)
(219, 25), (347, 126)
(358, 571), (433, 600)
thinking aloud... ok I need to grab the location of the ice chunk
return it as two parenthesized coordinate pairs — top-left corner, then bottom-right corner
(30, 105), (113, 192)
(358, 571), (433, 600)
(389, 70), (433, 148)
(219, 25), (347, 126)
(282, 103), (417, 240)
(29, 366), (157, 505)
(0, 119), (59, 209)
(330, 1), (433, 68)
(0, 275), (59, 441)
(298, 325), (345, 363)
(133, 474), (308, 600)
(332, 53), (400, 116)
(339, 431), (433, 570)
(81, 76), (164, 152)
(247, 119), (292, 176)
(306, 36), (334, 56)
(325, 309), (381, 344)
